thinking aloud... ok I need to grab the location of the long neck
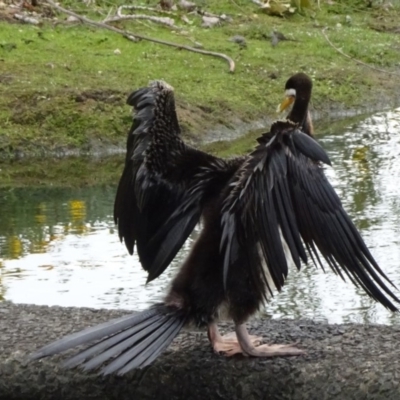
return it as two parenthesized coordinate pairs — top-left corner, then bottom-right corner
(287, 95), (312, 136)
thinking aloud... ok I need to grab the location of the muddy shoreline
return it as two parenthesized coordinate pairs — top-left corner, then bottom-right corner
(1, 301), (399, 400)
(3, 97), (399, 162)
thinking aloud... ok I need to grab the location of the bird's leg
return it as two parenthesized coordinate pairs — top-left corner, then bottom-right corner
(235, 324), (305, 357)
(207, 323), (261, 356)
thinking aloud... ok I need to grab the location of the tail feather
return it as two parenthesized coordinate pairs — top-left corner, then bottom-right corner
(81, 314), (169, 372)
(135, 317), (184, 370)
(64, 314), (164, 369)
(30, 304), (187, 375)
(31, 308), (159, 359)
(102, 316), (185, 375)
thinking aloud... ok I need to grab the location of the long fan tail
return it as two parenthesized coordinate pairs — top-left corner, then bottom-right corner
(30, 304), (187, 375)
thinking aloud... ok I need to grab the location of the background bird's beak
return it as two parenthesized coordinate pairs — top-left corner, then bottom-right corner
(277, 96), (295, 113)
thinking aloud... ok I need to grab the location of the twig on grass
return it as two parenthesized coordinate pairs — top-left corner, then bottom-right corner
(44, 0), (235, 72)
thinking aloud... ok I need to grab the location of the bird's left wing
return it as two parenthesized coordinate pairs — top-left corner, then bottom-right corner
(221, 120), (399, 311)
(114, 81), (239, 283)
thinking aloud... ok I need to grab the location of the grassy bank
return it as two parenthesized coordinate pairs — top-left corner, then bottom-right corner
(0, 0), (399, 161)
(0, 112), (374, 188)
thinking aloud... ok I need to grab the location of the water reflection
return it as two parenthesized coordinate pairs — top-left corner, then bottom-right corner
(1, 108), (400, 325)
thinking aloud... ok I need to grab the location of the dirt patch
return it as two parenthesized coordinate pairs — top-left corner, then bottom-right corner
(8, 89), (127, 129)
(0, 74), (14, 84)
(74, 89), (125, 104)
(369, 11), (400, 34)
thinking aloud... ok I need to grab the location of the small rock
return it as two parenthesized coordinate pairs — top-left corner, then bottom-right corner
(228, 35), (247, 47)
(219, 14), (231, 22)
(178, 0), (196, 12)
(14, 13), (39, 25)
(66, 15), (79, 23)
(327, 383), (342, 395)
(114, 49), (121, 55)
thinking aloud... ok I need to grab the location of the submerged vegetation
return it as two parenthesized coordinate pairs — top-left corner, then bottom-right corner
(0, 0), (399, 171)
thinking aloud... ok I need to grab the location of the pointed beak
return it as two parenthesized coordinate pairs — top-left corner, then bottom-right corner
(277, 95), (295, 113)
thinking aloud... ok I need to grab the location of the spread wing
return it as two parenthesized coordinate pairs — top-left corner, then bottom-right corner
(221, 120), (399, 311)
(114, 81), (238, 283)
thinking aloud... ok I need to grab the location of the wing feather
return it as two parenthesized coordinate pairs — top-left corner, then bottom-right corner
(221, 120), (399, 311)
(115, 81), (237, 282)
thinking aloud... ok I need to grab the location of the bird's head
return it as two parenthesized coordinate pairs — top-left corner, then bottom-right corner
(277, 72), (313, 114)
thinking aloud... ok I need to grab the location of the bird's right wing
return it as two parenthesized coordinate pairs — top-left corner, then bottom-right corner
(114, 81), (238, 283)
(221, 120), (399, 311)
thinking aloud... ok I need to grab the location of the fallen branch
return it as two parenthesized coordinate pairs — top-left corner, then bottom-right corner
(196, 9), (232, 21)
(104, 14), (178, 29)
(321, 28), (400, 76)
(104, 4), (179, 27)
(44, 0), (235, 72)
(14, 13), (40, 24)
(116, 5), (175, 16)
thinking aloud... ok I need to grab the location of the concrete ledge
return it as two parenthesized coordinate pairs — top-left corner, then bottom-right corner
(1, 301), (400, 400)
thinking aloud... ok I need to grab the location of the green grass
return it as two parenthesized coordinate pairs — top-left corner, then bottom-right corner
(0, 155), (125, 188)
(0, 0), (399, 159)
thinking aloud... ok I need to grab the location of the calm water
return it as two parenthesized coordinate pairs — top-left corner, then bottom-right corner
(1, 108), (400, 325)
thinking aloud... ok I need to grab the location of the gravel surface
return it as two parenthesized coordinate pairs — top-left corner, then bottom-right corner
(1, 301), (400, 400)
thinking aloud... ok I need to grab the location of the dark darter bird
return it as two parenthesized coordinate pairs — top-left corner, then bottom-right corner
(31, 73), (399, 375)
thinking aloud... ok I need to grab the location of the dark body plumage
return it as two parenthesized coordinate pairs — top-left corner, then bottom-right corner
(31, 75), (399, 375)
